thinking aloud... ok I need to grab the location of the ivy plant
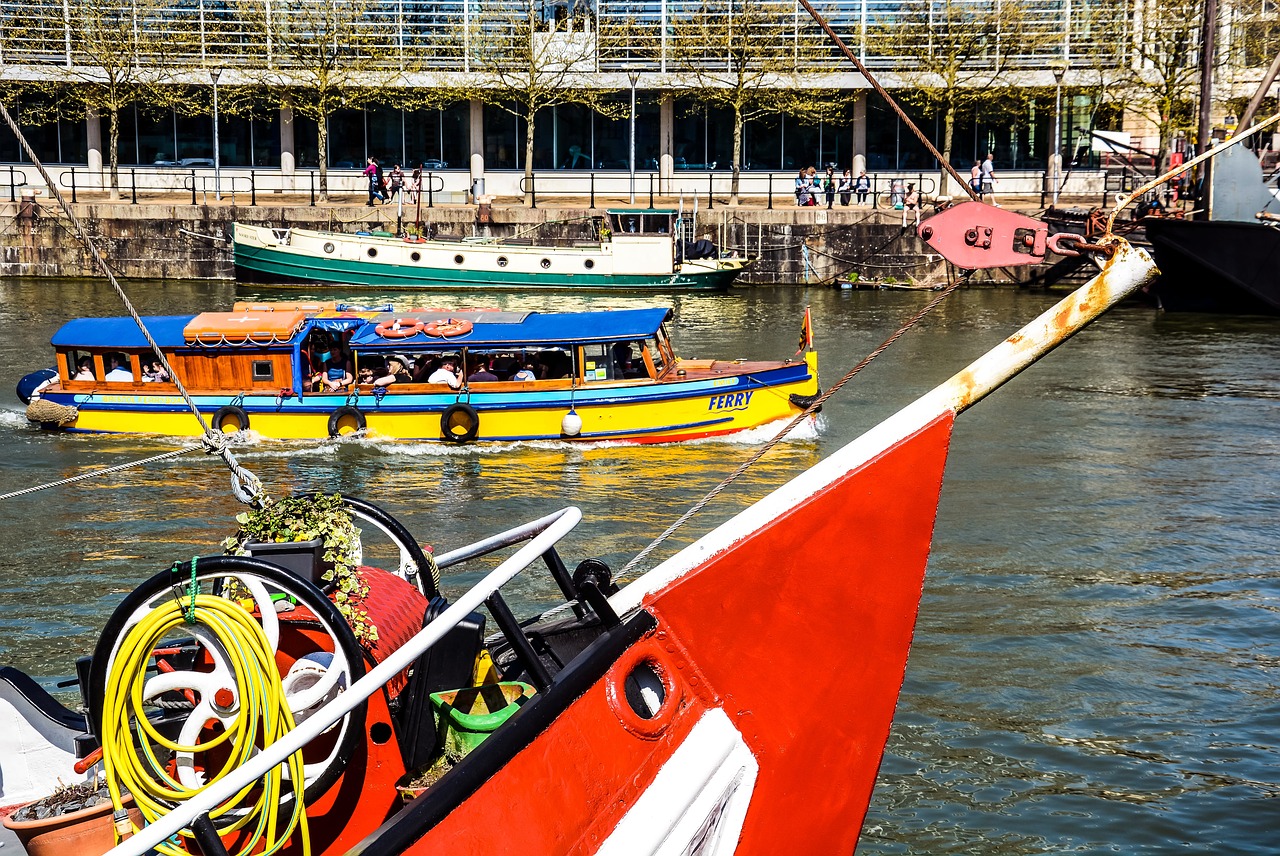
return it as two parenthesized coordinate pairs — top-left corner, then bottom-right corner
(222, 493), (378, 643)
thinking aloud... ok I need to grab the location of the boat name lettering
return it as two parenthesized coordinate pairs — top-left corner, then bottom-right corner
(708, 391), (753, 412)
(711, 378), (736, 388)
(100, 395), (187, 405)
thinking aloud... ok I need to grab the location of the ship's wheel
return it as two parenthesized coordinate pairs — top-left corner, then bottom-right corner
(87, 555), (367, 806)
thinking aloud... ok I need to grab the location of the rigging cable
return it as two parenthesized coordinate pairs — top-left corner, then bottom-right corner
(619, 272), (970, 577)
(0, 103), (267, 508)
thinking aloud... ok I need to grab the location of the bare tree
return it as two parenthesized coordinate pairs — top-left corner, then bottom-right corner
(1120, 0), (1204, 166)
(877, 0), (1039, 195)
(234, 0), (434, 201)
(664, 0), (847, 205)
(26, 0), (199, 199)
(459, 0), (623, 195)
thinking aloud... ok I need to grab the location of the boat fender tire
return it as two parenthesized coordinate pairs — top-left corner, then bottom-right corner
(212, 405), (250, 433)
(328, 406), (366, 437)
(789, 390), (823, 413)
(440, 403), (480, 443)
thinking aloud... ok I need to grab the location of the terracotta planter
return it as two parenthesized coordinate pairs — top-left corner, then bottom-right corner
(2, 796), (142, 856)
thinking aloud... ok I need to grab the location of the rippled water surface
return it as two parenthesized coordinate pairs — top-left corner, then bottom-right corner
(1, 277), (1277, 854)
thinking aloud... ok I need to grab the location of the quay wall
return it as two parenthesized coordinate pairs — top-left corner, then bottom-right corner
(0, 200), (1024, 286)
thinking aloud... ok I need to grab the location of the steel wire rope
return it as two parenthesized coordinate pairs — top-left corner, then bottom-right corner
(617, 272), (969, 578)
(0, 445), (205, 502)
(0, 102), (267, 508)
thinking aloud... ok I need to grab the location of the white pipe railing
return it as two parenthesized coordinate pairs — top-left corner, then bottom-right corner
(102, 505), (584, 856)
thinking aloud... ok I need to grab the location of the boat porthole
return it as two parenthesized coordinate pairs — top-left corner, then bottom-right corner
(497, 256), (508, 267)
(606, 644), (681, 738)
(411, 251), (421, 262)
(540, 258), (551, 269)
(323, 242), (334, 254)
(369, 722), (393, 745)
(584, 259), (595, 269)
(623, 660), (667, 719)
(367, 247), (378, 258)
(454, 254), (465, 265)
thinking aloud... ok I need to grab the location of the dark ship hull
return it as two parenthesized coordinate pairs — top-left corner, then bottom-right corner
(1144, 217), (1280, 316)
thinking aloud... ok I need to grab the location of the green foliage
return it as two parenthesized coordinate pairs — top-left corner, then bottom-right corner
(222, 493), (378, 644)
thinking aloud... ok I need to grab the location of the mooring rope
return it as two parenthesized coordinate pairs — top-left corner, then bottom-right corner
(617, 271), (969, 578)
(0, 445), (204, 502)
(0, 103), (267, 508)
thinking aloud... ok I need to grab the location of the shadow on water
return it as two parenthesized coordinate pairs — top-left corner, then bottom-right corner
(1, 279), (1278, 853)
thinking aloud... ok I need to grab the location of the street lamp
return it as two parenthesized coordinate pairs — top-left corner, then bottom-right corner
(1051, 63), (1066, 206)
(211, 68), (222, 201)
(628, 71), (640, 205)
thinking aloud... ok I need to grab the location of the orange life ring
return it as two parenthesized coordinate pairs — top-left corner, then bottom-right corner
(423, 318), (474, 338)
(375, 318), (425, 338)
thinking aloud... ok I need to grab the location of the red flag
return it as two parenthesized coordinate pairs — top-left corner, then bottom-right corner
(796, 307), (813, 354)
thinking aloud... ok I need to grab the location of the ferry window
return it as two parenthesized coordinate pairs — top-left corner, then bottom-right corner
(68, 350), (96, 381)
(103, 352), (135, 383)
(141, 350), (171, 383)
(252, 360), (274, 381)
(610, 341), (645, 379)
(581, 344), (611, 381)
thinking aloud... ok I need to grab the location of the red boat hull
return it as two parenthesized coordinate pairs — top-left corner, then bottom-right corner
(384, 413), (954, 854)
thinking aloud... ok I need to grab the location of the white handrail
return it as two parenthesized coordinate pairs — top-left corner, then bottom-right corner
(103, 506), (584, 856)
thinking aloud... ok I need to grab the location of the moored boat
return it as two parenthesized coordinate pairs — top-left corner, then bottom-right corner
(233, 209), (750, 291)
(20, 302), (819, 443)
(0, 237), (1159, 855)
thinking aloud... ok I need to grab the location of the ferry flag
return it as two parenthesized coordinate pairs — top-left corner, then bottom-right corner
(797, 307), (813, 354)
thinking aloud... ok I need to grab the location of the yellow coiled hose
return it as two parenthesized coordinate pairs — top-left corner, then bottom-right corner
(101, 592), (310, 856)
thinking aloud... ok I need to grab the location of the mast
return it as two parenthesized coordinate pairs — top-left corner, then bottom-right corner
(1197, 0), (1218, 218)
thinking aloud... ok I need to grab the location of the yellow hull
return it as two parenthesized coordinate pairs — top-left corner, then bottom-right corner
(56, 354), (820, 443)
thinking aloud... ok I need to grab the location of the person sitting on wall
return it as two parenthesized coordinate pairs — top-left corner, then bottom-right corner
(104, 354), (134, 382)
(73, 356), (95, 381)
(428, 357), (462, 389)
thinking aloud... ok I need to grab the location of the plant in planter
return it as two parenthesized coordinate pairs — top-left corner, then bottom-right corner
(222, 493), (378, 643)
(2, 779), (142, 856)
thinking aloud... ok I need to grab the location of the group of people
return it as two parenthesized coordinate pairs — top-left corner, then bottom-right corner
(72, 354), (169, 383)
(968, 153), (998, 205)
(795, 166), (874, 208)
(364, 157), (432, 206)
(313, 348), (566, 392)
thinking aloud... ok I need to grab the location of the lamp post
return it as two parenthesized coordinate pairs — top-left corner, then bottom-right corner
(211, 68), (222, 201)
(628, 71), (639, 205)
(1051, 64), (1065, 206)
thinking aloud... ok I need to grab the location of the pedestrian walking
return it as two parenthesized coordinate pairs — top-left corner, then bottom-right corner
(981, 153), (998, 205)
(854, 170), (871, 205)
(838, 168), (853, 206)
(824, 165), (837, 209)
(410, 163), (423, 203)
(969, 161), (983, 197)
(389, 164), (405, 202)
(364, 157), (385, 205)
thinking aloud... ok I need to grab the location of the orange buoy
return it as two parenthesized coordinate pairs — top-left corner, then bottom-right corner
(423, 318), (474, 338)
(375, 318), (425, 339)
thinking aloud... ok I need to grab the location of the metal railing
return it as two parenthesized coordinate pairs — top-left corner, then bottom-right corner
(5, 166), (28, 202)
(6, 0), (1145, 75)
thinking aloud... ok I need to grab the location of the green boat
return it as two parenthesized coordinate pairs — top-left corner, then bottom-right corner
(233, 209), (750, 291)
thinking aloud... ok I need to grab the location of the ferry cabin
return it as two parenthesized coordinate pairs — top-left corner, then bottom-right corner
(38, 305), (819, 442)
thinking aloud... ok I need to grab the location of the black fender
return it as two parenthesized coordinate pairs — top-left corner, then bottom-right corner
(328, 405), (366, 437)
(212, 405), (250, 433)
(440, 403), (480, 443)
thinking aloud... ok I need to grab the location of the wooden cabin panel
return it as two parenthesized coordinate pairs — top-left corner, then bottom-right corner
(167, 352), (291, 391)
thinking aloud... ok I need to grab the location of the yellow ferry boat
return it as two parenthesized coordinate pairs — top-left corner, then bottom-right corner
(22, 303), (820, 443)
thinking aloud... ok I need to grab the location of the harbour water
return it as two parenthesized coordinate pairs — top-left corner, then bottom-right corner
(1, 277), (1277, 853)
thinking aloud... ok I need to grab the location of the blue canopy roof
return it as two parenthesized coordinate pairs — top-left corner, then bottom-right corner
(347, 308), (673, 348)
(51, 316), (194, 349)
